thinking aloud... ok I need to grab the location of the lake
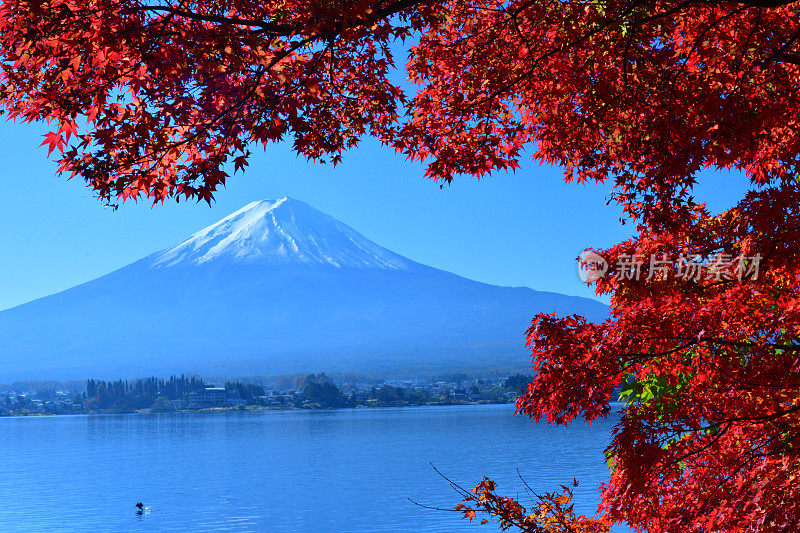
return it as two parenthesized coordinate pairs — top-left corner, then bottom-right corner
(0, 404), (620, 532)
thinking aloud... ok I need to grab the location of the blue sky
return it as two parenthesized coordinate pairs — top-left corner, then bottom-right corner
(0, 118), (752, 311)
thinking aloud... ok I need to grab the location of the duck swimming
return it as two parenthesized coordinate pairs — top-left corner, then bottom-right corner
(135, 502), (152, 515)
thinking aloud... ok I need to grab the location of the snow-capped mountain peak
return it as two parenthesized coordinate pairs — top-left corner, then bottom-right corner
(0, 196), (609, 380)
(152, 197), (411, 269)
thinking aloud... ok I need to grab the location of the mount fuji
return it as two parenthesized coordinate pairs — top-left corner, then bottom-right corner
(0, 198), (607, 380)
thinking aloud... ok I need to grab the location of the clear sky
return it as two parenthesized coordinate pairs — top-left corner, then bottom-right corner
(0, 118), (752, 311)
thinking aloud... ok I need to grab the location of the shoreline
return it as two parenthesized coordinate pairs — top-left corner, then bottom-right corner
(0, 399), (516, 419)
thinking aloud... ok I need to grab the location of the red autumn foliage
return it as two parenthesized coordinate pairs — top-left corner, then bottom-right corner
(518, 190), (800, 531)
(0, 0), (426, 204)
(2, 0), (799, 531)
(452, 477), (610, 532)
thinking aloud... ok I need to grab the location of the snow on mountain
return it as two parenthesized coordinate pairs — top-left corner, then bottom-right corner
(153, 198), (411, 270)
(0, 198), (609, 381)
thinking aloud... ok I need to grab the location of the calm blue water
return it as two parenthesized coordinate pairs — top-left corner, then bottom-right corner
(0, 405), (619, 532)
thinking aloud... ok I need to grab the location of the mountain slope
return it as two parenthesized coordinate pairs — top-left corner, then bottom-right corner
(0, 198), (607, 380)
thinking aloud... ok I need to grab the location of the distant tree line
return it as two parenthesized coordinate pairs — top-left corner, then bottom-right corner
(296, 373), (530, 409)
(223, 381), (266, 402)
(86, 375), (208, 412)
(2, 372), (530, 416)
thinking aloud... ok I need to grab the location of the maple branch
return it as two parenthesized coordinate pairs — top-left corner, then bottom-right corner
(761, 28), (800, 65)
(691, 336), (800, 351)
(417, 464), (545, 533)
(130, 0), (427, 39)
(718, 404), (800, 425)
(727, 0), (800, 6)
(127, 3), (294, 34)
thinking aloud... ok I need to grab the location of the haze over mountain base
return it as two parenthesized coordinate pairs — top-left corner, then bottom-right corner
(0, 199), (607, 381)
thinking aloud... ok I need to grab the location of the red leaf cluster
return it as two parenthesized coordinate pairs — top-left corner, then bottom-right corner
(0, 0), (429, 204)
(455, 477), (610, 532)
(518, 186), (800, 531)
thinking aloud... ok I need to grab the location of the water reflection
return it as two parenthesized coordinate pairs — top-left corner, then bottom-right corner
(0, 405), (619, 532)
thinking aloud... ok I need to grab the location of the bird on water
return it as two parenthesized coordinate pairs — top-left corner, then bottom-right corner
(135, 502), (152, 515)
